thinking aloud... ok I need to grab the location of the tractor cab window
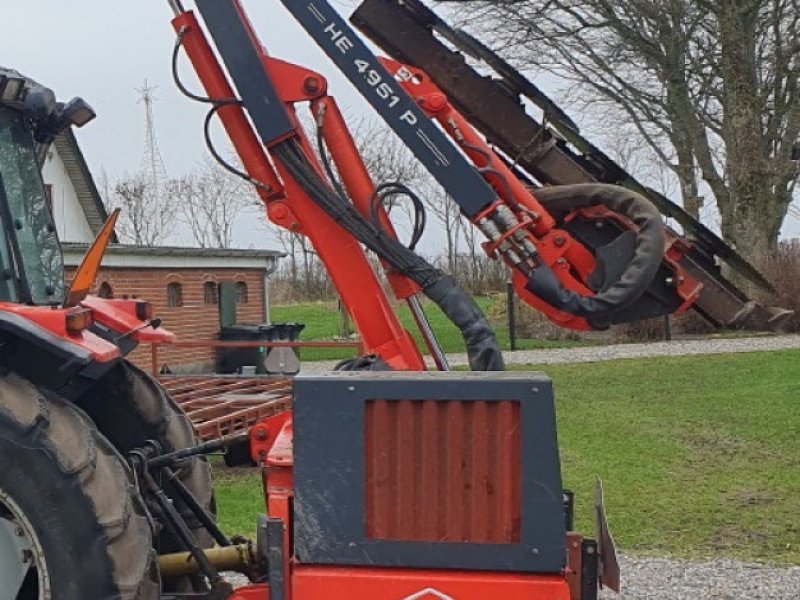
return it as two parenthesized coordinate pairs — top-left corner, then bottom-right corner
(0, 209), (17, 302)
(0, 110), (65, 304)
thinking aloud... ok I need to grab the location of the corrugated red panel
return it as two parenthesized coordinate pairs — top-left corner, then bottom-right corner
(365, 399), (521, 544)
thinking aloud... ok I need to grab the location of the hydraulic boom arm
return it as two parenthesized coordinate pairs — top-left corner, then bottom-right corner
(168, 0), (788, 373)
(169, 0), (504, 371)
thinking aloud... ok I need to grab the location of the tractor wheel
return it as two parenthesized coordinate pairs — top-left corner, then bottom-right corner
(79, 361), (215, 592)
(0, 372), (159, 600)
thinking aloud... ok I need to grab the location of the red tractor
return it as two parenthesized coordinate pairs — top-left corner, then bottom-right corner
(0, 45), (616, 600)
(0, 68), (217, 598)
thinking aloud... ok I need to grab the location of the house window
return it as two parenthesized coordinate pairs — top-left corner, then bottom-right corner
(97, 282), (113, 299)
(203, 281), (218, 305)
(167, 282), (183, 308)
(235, 281), (248, 304)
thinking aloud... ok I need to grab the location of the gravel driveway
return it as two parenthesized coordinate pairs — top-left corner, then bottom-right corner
(301, 333), (800, 371)
(602, 555), (800, 599)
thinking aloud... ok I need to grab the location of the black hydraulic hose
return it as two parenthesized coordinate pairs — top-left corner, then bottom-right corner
(369, 182), (427, 251)
(273, 139), (504, 371)
(525, 184), (665, 328)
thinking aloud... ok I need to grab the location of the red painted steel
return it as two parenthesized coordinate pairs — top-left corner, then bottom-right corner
(365, 400), (521, 543)
(264, 417), (295, 597)
(315, 96), (420, 302)
(171, 11), (284, 201)
(565, 532), (585, 600)
(229, 585), (269, 600)
(379, 58), (602, 331)
(250, 410), (291, 465)
(381, 57), (703, 333)
(153, 340), (362, 349)
(81, 297), (176, 344)
(270, 147), (426, 370)
(0, 303), (119, 362)
(292, 565), (571, 599)
(173, 7), (425, 371)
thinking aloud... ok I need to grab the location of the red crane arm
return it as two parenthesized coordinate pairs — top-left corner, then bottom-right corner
(171, 10), (424, 370)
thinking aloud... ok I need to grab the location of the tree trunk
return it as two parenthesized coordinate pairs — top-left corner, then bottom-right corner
(717, 1), (778, 274)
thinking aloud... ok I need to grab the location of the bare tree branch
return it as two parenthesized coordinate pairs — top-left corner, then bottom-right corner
(108, 172), (176, 245)
(459, 0), (800, 268)
(166, 157), (259, 249)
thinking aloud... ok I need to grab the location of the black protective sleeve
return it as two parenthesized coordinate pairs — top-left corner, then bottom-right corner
(275, 141), (505, 371)
(525, 184), (665, 328)
(424, 275), (505, 371)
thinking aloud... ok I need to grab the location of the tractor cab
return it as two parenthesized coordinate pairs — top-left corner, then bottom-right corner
(0, 68), (173, 396)
(0, 68), (96, 306)
(0, 102), (66, 305)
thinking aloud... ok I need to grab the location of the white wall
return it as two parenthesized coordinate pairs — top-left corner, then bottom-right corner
(41, 148), (95, 243)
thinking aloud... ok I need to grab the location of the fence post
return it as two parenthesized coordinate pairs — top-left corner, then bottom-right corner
(506, 281), (517, 351)
(663, 314), (672, 341)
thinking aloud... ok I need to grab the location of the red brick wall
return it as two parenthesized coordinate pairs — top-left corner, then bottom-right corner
(65, 267), (266, 372)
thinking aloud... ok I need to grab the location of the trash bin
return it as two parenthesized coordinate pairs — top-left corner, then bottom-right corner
(216, 323), (306, 375)
(216, 324), (273, 374)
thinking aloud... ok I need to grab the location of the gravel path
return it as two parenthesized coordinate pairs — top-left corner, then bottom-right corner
(226, 554), (800, 598)
(602, 554), (800, 599)
(300, 333), (800, 371)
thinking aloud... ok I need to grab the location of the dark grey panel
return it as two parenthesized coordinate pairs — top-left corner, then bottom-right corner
(293, 371), (566, 573)
(195, 0), (295, 145)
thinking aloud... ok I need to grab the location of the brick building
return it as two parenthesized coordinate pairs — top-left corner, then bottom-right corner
(45, 130), (283, 372)
(62, 244), (281, 372)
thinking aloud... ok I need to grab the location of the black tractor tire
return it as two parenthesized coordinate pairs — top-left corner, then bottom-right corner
(0, 372), (159, 600)
(79, 361), (215, 592)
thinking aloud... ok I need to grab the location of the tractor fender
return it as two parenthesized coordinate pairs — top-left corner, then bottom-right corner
(0, 310), (119, 396)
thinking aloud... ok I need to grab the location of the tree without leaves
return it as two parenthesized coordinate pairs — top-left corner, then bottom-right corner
(459, 0), (800, 270)
(273, 226), (332, 300)
(109, 172), (176, 246)
(166, 158), (259, 249)
(352, 118), (426, 184)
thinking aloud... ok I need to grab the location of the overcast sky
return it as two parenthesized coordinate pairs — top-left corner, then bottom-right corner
(2, 0), (797, 250)
(2, 1), (370, 178)
(1, 0), (384, 249)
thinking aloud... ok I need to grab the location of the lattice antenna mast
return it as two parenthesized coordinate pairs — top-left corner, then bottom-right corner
(136, 80), (168, 215)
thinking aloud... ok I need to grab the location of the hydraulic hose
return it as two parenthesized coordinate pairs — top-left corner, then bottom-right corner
(273, 139), (504, 371)
(525, 184), (665, 328)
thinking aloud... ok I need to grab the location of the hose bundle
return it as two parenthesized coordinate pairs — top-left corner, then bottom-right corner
(274, 140), (504, 371)
(525, 184), (665, 329)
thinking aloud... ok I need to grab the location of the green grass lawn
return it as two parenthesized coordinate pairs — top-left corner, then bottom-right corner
(271, 297), (591, 361)
(211, 466), (267, 537)
(213, 349), (800, 564)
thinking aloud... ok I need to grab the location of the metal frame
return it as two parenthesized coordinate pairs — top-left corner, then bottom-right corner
(277, 0), (498, 218)
(158, 375), (292, 441)
(351, 0), (784, 330)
